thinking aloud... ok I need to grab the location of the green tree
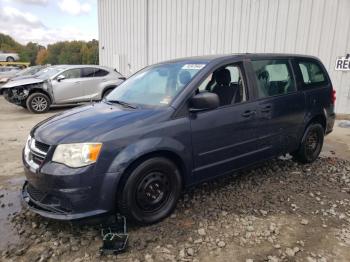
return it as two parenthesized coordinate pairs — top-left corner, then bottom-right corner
(81, 39), (99, 64)
(19, 42), (44, 65)
(0, 33), (99, 65)
(0, 33), (23, 53)
(46, 42), (65, 64)
(58, 41), (83, 64)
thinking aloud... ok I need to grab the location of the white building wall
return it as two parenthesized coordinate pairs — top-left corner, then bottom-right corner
(98, 0), (350, 114)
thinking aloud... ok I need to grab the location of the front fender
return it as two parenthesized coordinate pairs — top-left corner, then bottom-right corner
(107, 137), (191, 182)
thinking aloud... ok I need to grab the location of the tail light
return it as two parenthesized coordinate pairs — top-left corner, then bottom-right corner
(331, 88), (336, 104)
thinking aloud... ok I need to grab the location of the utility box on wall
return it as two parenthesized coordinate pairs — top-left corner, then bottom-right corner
(98, 0), (350, 114)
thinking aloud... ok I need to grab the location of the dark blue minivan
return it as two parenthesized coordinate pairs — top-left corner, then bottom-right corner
(22, 54), (336, 224)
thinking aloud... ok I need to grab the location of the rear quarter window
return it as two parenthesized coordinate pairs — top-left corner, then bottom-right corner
(82, 68), (109, 77)
(297, 60), (328, 86)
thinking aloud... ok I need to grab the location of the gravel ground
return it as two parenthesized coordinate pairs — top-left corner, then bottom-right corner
(0, 97), (350, 262)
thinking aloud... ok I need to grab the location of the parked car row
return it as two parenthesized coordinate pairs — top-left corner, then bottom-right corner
(0, 64), (125, 113)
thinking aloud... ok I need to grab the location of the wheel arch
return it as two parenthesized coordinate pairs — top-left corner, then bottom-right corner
(298, 113), (326, 147)
(102, 85), (117, 97)
(117, 149), (187, 193)
(28, 88), (53, 103)
(305, 113), (327, 134)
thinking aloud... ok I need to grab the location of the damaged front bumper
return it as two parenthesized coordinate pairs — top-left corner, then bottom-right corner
(22, 144), (121, 221)
(1, 87), (29, 105)
(21, 181), (108, 220)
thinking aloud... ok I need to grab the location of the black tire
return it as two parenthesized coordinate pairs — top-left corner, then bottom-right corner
(6, 56), (15, 62)
(292, 123), (324, 164)
(118, 157), (182, 225)
(26, 93), (51, 114)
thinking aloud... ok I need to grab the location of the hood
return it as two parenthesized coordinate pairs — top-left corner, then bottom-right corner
(10, 75), (36, 81)
(1, 77), (44, 88)
(32, 102), (162, 145)
(0, 72), (18, 79)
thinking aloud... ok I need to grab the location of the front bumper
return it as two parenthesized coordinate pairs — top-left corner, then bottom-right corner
(21, 181), (108, 220)
(22, 149), (122, 221)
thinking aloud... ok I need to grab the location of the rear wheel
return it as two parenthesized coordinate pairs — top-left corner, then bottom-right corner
(292, 123), (324, 163)
(118, 157), (182, 225)
(26, 93), (51, 114)
(6, 56), (14, 62)
(102, 87), (114, 99)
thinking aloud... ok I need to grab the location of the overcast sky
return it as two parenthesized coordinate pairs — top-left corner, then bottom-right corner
(0, 0), (98, 46)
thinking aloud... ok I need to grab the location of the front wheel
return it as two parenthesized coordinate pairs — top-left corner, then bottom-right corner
(118, 157), (182, 225)
(26, 93), (51, 114)
(292, 123), (324, 163)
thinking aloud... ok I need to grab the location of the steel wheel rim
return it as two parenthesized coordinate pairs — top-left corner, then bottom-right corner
(31, 97), (47, 112)
(136, 171), (171, 212)
(305, 130), (319, 155)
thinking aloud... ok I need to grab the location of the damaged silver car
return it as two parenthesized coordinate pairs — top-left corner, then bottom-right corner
(0, 65), (124, 113)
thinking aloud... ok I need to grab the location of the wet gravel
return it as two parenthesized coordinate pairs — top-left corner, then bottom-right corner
(1, 156), (350, 261)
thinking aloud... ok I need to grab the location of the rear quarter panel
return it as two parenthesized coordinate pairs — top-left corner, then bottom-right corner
(292, 57), (335, 138)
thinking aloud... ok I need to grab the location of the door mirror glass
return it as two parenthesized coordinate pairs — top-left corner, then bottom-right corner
(189, 92), (219, 112)
(57, 75), (65, 82)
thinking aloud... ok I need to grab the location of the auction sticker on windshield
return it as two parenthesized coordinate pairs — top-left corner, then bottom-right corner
(182, 64), (206, 70)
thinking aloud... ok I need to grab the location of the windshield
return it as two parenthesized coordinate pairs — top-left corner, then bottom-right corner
(35, 67), (65, 79)
(16, 66), (39, 76)
(106, 62), (207, 107)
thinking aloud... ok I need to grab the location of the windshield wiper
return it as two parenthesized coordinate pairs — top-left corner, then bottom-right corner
(106, 99), (138, 109)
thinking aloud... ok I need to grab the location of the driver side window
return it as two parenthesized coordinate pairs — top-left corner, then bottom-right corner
(197, 64), (247, 107)
(60, 68), (81, 79)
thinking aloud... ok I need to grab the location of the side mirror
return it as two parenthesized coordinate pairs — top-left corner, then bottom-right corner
(189, 92), (219, 112)
(57, 75), (65, 82)
(118, 76), (126, 81)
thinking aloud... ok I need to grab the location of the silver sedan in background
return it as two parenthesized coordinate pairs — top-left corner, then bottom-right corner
(0, 51), (20, 62)
(0, 65), (125, 113)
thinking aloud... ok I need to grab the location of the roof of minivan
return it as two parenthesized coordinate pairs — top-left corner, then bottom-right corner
(159, 53), (319, 64)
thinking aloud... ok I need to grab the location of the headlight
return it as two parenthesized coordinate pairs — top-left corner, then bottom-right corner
(52, 143), (102, 168)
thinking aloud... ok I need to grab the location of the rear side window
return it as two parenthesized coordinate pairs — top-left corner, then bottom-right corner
(82, 68), (109, 77)
(94, 68), (109, 77)
(251, 59), (295, 98)
(61, 68), (81, 79)
(298, 61), (327, 85)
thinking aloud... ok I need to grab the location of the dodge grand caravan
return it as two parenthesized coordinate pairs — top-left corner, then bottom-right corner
(22, 54), (336, 224)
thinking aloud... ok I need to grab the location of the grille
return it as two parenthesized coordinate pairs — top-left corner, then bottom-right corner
(35, 140), (50, 153)
(27, 184), (46, 202)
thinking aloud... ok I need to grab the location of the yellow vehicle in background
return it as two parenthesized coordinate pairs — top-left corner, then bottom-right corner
(0, 62), (30, 68)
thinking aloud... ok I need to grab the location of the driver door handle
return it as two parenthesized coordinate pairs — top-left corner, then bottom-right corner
(260, 105), (271, 113)
(241, 110), (256, 118)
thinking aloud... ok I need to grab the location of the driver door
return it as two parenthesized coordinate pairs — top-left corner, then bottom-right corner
(190, 63), (260, 181)
(51, 68), (85, 103)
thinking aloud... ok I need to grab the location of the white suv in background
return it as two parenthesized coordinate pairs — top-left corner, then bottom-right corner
(0, 65), (125, 113)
